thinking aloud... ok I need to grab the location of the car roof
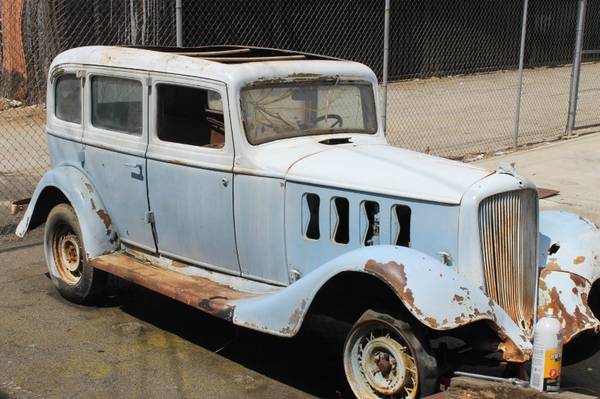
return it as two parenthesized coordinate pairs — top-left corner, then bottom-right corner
(50, 46), (377, 88)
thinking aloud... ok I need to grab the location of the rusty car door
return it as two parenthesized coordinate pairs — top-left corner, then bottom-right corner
(145, 76), (240, 274)
(82, 69), (156, 252)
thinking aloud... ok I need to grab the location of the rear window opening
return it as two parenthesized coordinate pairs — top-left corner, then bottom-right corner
(392, 205), (411, 247)
(331, 197), (350, 244)
(303, 193), (320, 240)
(156, 84), (225, 148)
(360, 201), (380, 246)
(55, 74), (81, 124)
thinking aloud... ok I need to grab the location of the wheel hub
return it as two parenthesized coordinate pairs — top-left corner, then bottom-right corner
(54, 231), (83, 284)
(359, 335), (416, 396)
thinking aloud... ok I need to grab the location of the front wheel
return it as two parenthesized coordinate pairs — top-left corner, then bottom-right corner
(44, 203), (107, 304)
(343, 310), (437, 398)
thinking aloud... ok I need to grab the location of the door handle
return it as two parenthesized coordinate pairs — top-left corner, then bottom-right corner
(124, 163), (141, 169)
(124, 163), (143, 181)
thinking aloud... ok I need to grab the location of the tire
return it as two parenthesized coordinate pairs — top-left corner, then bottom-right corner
(343, 309), (438, 398)
(44, 203), (107, 304)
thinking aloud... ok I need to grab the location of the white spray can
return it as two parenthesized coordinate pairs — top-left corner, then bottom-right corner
(530, 313), (563, 392)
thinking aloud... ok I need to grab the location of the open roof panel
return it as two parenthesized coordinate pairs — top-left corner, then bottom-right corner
(130, 45), (338, 63)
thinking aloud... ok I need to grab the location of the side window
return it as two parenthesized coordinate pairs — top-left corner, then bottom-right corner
(156, 84), (225, 148)
(91, 76), (143, 135)
(302, 193), (320, 240)
(331, 197), (349, 244)
(55, 74), (81, 124)
(360, 201), (380, 246)
(392, 205), (411, 247)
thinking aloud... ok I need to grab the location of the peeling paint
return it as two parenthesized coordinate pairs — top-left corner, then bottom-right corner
(96, 209), (112, 235)
(574, 256), (586, 265)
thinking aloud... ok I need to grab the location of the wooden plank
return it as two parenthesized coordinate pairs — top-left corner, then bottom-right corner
(537, 187), (560, 199)
(89, 253), (255, 320)
(201, 55), (306, 62)
(176, 48), (251, 56)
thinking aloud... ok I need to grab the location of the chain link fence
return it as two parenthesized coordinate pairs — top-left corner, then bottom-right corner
(1, 0), (599, 240)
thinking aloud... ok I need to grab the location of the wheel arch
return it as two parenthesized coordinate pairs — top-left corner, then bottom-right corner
(232, 245), (531, 361)
(16, 165), (118, 258)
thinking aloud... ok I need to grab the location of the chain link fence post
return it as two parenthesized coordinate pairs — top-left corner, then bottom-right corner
(565, 0), (588, 137)
(513, 0), (529, 149)
(381, 0), (390, 134)
(176, 0), (182, 47)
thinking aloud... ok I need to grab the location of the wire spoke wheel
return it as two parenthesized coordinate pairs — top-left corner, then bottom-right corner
(344, 314), (423, 399)
(51, 224), (83, 285)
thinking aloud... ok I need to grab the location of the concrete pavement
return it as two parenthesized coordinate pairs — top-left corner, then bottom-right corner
(475, 132), (600, 226)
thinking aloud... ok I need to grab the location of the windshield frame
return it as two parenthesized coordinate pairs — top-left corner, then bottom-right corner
(240, 79), (378, 145)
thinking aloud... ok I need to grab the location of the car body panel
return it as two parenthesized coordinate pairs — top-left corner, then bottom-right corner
(232, 245), (532, 361)
(285, 144), (493, 204)
(537, 211), (600, 342)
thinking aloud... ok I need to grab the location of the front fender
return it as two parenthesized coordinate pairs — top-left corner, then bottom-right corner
(538, 211), (600, 342)
(232, 245), (531, 361)
(16, 165), (117, 258)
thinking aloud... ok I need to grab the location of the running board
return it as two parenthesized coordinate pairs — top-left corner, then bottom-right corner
(89, 253), (257, 321)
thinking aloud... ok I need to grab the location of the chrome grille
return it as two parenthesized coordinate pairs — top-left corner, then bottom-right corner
(479, 189), (538, 334)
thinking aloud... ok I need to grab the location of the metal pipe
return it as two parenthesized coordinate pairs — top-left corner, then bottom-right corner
(513, 0), (529, 149)
(566, 0), (588, 136)
(381, 0), (390, 134)
(176, 0), (183, 47)
(454, 371), (530, 387)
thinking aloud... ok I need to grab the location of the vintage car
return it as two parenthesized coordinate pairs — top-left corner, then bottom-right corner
(17, 45), (600, 398)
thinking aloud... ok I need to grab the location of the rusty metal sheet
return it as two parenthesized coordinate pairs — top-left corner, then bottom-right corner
(90, 253), (256, 321)
(538, 269), (600, 343)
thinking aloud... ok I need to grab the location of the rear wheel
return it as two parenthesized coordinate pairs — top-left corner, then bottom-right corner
(343, 310), (437, 398)
(44, 203), (106, 303)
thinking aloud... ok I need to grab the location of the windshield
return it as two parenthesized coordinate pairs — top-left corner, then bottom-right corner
(240, 81), (377, 145)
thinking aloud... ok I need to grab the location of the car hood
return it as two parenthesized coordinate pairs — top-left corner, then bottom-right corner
(284, 144), (493, 204)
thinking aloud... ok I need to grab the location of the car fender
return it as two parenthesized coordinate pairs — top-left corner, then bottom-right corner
(539, 211), (600, 283)
(232, 245), (531, 361)
(16, 164), (117, 258)
(538, 210), (600, 341)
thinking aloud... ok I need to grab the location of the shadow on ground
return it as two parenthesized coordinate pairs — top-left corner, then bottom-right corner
(105, 282), (353, 399)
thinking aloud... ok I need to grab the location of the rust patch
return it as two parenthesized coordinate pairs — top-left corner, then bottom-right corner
(89, 253), (255, 321)
(574, 256), (586, 265)
(538, 278), (548, 292)
(90, 198), (96, 210)
(424, 317), (438, 329)
(453, 294), (464, 303)
(84, 182), (93, 193)
(364, 259), (424, 317)
(287, 299), (307, 327)
(539, 286), (593, 342)
(570, 274), (586, 288)
(540, 262), (562, 279)
(498, 340), (529, 363)
(96, 209), (112, 235)
(572, 287), (579, 295)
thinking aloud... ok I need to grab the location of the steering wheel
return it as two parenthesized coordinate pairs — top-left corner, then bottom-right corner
(315, 113), (343, 128)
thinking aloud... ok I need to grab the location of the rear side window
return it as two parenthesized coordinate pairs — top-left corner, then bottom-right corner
(91, 76), (142, 135)
(156, 84), (225, 148)
(55, 74), (81, 124)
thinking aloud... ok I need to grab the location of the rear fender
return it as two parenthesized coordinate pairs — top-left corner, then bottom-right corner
(232, 245), (531, 361)
(16, 165), (117, 258)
